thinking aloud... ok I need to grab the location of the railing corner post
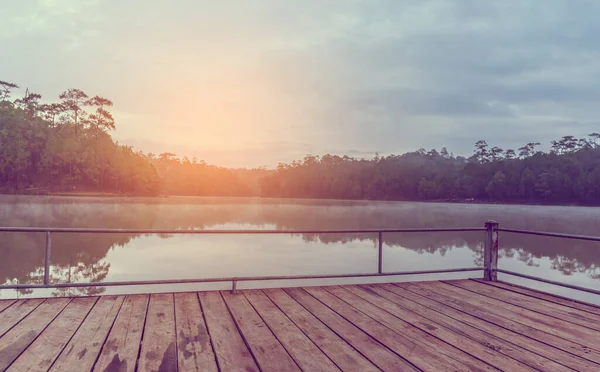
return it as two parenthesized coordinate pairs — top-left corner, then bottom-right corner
(44, 231), (51, 285)
(484, 220), (499, 281)
(378, 231), (383, 274)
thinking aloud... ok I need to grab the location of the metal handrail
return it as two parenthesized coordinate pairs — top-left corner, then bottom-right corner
(498, 228), (600, 242)
(496, 269), (600, 295)
(0, 222), (599, 295)
(0, 268), (483, 290)
(0, 227), (484, 234)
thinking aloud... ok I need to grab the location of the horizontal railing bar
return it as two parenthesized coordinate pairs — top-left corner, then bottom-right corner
(498, 228), (600, 242)
(497, 269), (600, 295)
(0, 227), (485, 234)
(0, 267), (482, 290)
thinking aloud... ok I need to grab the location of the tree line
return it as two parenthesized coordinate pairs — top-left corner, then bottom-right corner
(2, 79), (600, 205)
(0, 80), (249, 196)
(261, 135), (600, 205)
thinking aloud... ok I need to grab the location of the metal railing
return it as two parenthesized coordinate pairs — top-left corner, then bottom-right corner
(0, 222), (598, 295)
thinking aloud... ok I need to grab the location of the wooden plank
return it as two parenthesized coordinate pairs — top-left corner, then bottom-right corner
(336, 285), (542, 372)
(473, 279), (600, 316)
(0, 298), (70, 370)
(328, 285), (497, 371)
(448, 279), (600, 331)
(93, 294), (149, 372)
(51, 296), (124, 371)
(138, 293), (177, 372)
(198, 291), (258, 372)
(383, 283), (600, 372)
(221, 291), (300, 372)
(244, 290), (339, 372)
(0, 300), (16, 314)
(437, 281), (600, 346)
(264, 288), (379, 372)
(309, 286), (494, 372)
(284, 287), (419, 371)
(7, 297), (97, 372)
(174, 293), (218, 372)
(0, 299), (44, 337)
(364, 284), (577, 372)
(398, 281), (600, 365)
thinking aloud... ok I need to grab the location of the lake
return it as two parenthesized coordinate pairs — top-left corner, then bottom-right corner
(0, 195), (598, 304)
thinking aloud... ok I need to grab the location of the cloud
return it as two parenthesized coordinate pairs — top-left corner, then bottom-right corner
(1, 0), (600, 167)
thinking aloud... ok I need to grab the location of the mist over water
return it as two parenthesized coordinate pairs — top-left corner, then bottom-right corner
(0, 195), (598, 303)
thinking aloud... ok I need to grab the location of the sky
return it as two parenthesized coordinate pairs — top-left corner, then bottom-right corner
(2, 0), (600, 168)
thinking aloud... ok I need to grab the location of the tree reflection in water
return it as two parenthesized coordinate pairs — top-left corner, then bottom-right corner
(0, 196), (598, 295)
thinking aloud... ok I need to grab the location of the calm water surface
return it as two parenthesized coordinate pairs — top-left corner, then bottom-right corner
(0, 195), (598, 303)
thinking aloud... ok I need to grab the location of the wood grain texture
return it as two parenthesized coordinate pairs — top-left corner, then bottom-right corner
(174, 293), (218, 372)
(472, 279), (600, 316)
(2, 281), (599, 372)
(0, 299), (44, 337)
(382, 283), (598, 371)
(284, 287), (418, 371)
(439, 281), (600, 346)
(0, 300), (16, 314)
(244, 290), (339, 372)
(7, 297), (97, 372)
(363, 284), (574, 372)
(0, 298), (70, 371)
(398, 281), (600, 365)
(332, 285), (529, 372)
(264, 288), (379, 372)
(448, 280), (600, 331)
(50, 296), (124, 371)
(306, 286), (489, 372)
(138, 293), (177, 372)
(93, 294), (149, 372)
(198, 291), (258, 372)
(222, 291), (300, 372)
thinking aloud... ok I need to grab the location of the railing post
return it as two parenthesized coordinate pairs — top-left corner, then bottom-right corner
(484, 220), (499, 281)
(44, 231), (51, 285)
(378, 231), (383, 274)
(231, 280), (237, 294)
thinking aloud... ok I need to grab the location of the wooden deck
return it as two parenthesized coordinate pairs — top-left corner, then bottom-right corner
(1, 279), (599, 371)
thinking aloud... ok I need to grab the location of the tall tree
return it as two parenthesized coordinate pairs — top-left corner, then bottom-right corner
(0, 80), (19, 101)
(86, 95), (115, 133)
(58, 88), (89, 126)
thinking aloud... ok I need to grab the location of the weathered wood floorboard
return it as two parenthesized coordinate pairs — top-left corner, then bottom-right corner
(0, 281), (597, 371)
(264, 288), (380, 372)
(198, 291), (259, 372)
(93, 294), (149, 372)
(471, 279), (600, 316)
(50, 296), (124, 371)
(7, 297), (97, 372)
(222, 291), (300, 372)
(0, 298), (70, 371)
(174, 292), (218, 372)
(376, 283), (596, 371)
(447, 279), (600, 331)
(398, 281), (600, 365)
(285, 287), (419, 371)
(138, 293), (178, 372)
(244, 290), (340, 372)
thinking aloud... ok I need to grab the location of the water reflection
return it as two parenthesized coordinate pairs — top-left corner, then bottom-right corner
(0, 196), (598, 298)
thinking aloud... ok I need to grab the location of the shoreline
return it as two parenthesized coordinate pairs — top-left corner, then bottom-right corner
(0, 192), (593, 208)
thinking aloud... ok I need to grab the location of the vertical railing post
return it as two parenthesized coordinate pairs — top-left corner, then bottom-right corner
(378, 231), (383, 274)
(484, 220), (499, 281)
(44, 231), (51, 285)
(231, 279), (237, 294)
